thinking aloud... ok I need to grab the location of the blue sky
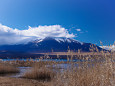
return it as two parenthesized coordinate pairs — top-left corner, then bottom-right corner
(0, 0), (115, 45)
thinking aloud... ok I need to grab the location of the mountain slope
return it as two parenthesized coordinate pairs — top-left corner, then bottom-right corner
(0, 37), (102, 58)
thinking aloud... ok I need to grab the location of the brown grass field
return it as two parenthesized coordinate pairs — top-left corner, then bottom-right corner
(0, 48), (115, 86)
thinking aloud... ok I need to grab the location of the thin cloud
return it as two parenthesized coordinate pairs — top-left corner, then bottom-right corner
(76, 29), (81, 32)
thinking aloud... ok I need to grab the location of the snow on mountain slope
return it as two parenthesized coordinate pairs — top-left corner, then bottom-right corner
(31, 37), (83, 45)
(32, 39), (43, 43)
(54, 37), (83, 44)
(100, 45), (115, 51)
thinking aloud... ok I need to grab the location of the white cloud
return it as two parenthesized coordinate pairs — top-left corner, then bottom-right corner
(0, 24), (75, 45)
(76, 29), (81, 32)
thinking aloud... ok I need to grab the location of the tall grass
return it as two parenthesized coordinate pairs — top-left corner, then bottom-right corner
(0, 63), (19, 74)
(21, 47), (114, 86)
(54, 60), (115, 86)
(22, 67), (56, 81)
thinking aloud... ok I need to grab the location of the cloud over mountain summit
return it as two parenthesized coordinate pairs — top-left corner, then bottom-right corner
(0, 24), (75, 45)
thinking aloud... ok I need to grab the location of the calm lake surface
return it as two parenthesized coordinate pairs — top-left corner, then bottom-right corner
(2, 59), (81, 62)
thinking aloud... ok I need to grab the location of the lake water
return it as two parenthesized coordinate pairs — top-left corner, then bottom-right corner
(2, 59), (82, 62)
(11, 67), (31, 78)
(2, 58), (114, 62)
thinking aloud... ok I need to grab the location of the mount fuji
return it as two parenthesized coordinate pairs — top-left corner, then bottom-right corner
(0, 37), (102, 58)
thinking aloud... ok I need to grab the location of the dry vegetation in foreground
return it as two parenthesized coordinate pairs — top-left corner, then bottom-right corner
(22, 67), (56, 81)
(0, 63), (19, 74)
(21, 49), (115, 86)
(0, 77), (44, 86)
(54, 61), (115, 86)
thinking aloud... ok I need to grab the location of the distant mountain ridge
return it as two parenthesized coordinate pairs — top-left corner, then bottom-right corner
(0, 37), (102, 58)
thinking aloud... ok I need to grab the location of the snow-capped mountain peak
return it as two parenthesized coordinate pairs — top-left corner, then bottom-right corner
(31, 37), (83, 45)
(32, 39), (43, 43)
(54, 38), (72, 43)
